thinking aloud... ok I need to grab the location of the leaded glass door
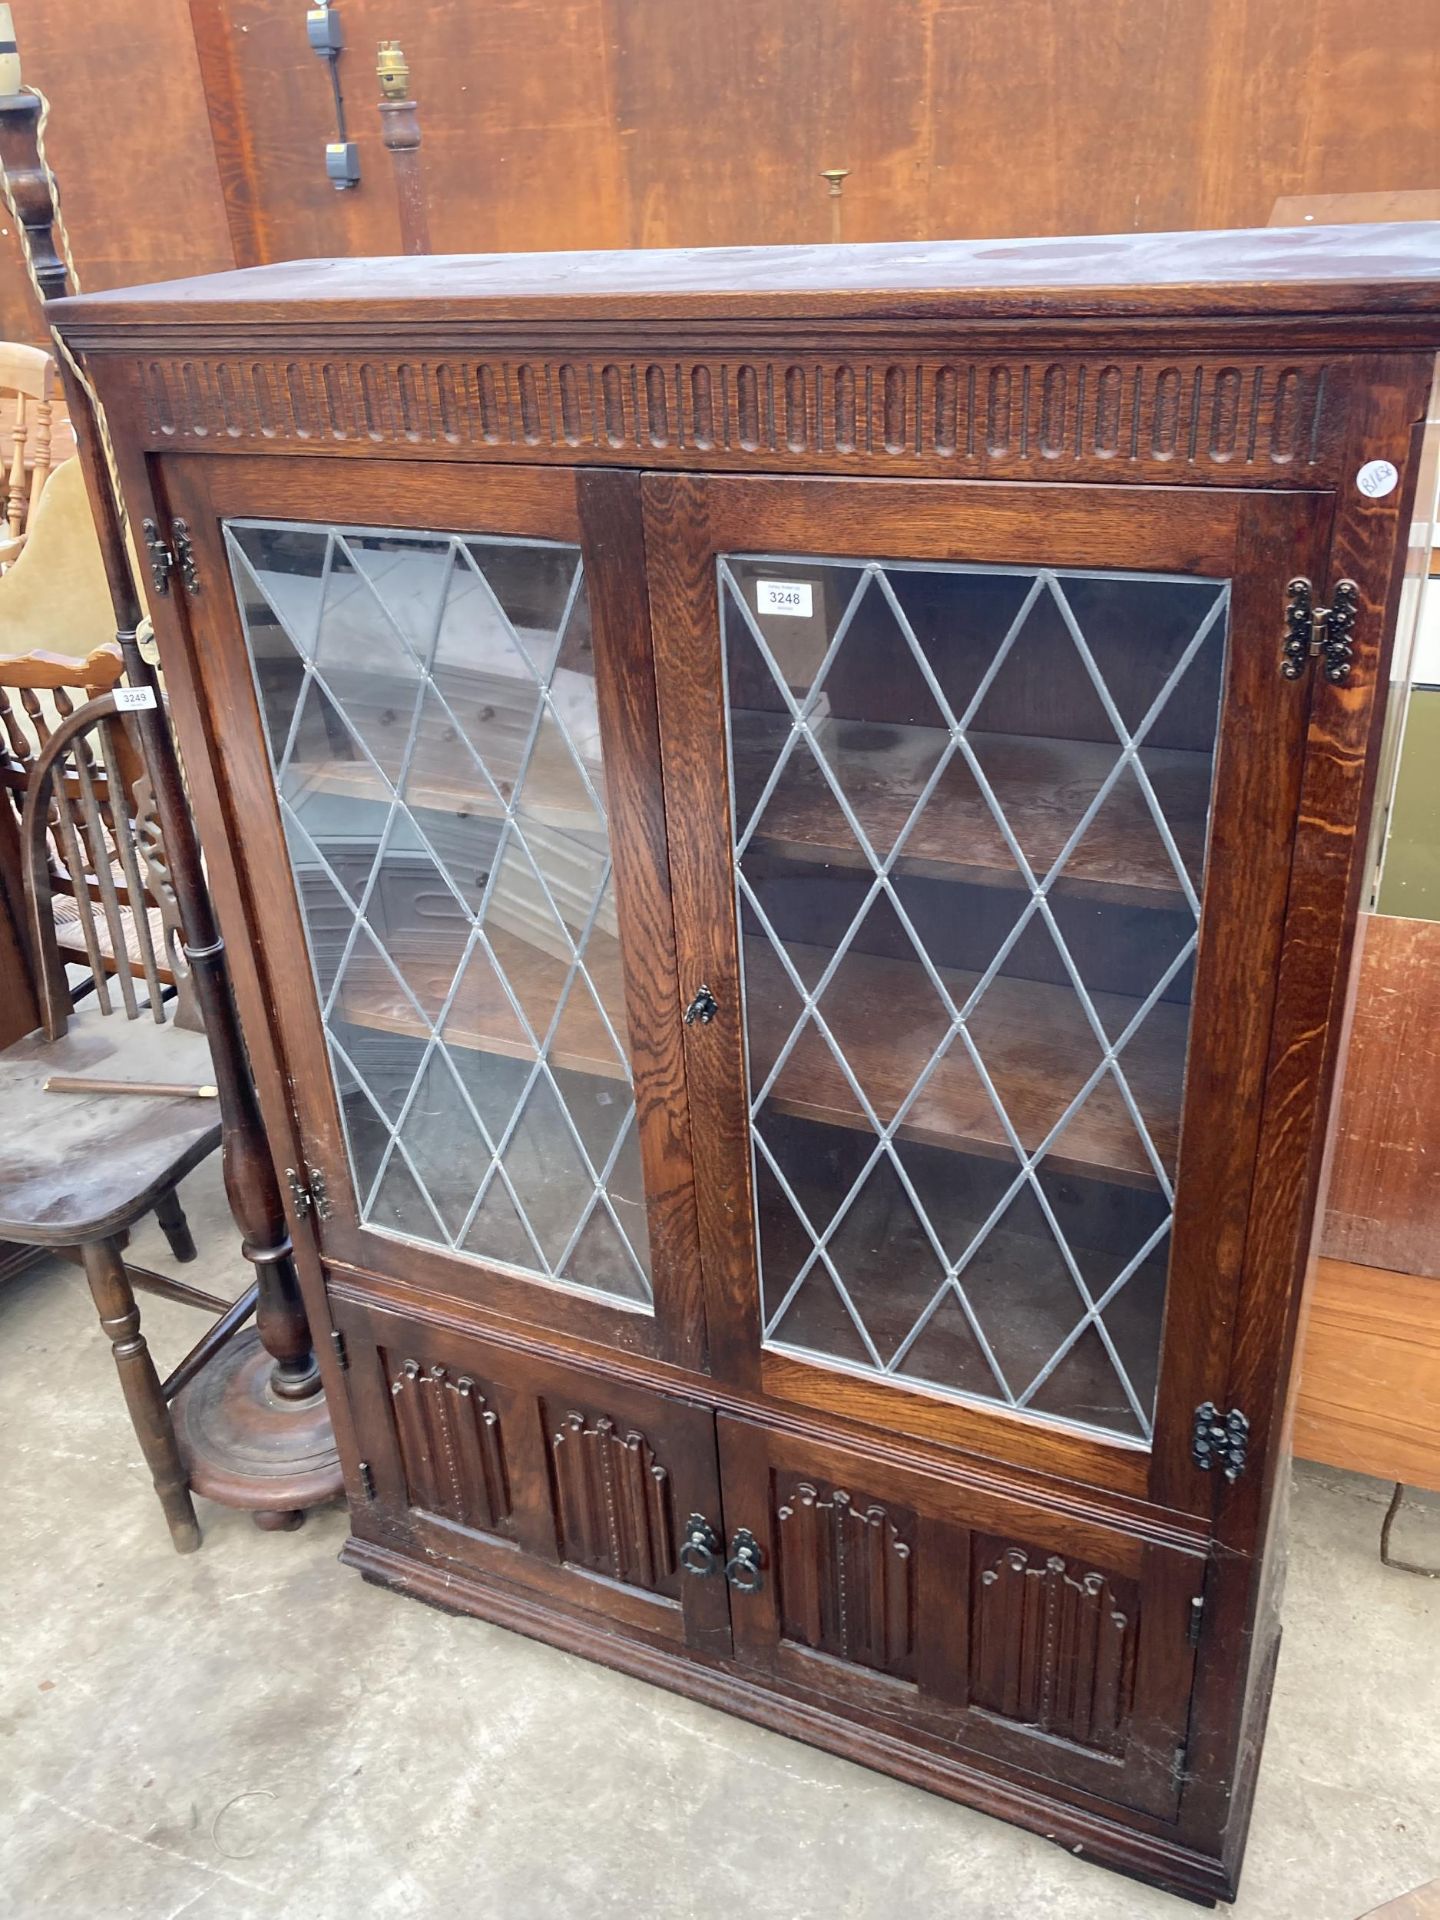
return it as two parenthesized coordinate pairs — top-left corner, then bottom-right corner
(162, 458), (705, 1369)
(646, 474), (1333, 1510)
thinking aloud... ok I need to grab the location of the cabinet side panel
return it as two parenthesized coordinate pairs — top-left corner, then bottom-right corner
(1178, 350), (1435, 1868)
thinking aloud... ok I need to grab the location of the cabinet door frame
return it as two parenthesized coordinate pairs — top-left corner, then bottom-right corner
(333, 1292), (733, 1655)
(644, 471), (1335, 1514)
(158, 454), (706, 1371)
(716, 1415), (1205, 1821)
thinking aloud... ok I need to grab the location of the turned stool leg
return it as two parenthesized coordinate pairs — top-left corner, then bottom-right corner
(82, 1236), (201, 1554)
(153, 1185), (198, 1263)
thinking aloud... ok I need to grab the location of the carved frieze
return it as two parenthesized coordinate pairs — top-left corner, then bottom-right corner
(130, 351), (1335, 483)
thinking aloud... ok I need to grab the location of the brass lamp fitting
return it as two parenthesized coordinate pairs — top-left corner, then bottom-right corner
(377, 39), (410, 100)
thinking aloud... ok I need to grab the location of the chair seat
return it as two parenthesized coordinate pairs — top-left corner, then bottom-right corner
(0, 1008), (222, 1244)
(53, 871), (172, 983)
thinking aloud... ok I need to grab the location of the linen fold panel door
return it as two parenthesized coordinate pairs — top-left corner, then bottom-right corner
(227, 521), (652, 1308)
(721, 556), (1228, 1442)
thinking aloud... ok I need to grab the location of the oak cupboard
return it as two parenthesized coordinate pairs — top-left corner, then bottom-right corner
(53, 225), (1440, 1903)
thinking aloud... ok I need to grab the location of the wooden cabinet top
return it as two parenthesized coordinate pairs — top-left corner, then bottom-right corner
(52, 223), (1440, 343)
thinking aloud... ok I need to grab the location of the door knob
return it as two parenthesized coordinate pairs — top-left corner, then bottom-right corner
(724, 1527), (764, 1594)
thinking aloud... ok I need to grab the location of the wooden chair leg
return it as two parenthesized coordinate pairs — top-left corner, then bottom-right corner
(81, 1235), (201, 1554)
(153, 1184), (198, 1264)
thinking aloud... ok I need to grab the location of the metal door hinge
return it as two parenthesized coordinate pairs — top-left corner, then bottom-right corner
(357, 1459), (376, 1500)
(141, 516), (200, 597)
(172, 520), (200, 594)
(1281, 576), (1358, 684)
(142, 518), (173, 596)
(1186, 1593), (1205, 1646)
(285, 1165), (332, 1222)
(330, 1328), (349, 1370)
(1192, 1402), (1250, 1482)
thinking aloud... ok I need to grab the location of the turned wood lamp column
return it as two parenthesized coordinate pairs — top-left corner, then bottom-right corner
(376, 40), (430, 256)
(0, 77), (342, 1532)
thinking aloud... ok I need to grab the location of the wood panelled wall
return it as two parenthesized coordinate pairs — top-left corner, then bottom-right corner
(4, 0), (1440, 339)
(1325, 916), (1440, 1280)
(1, 0), (234, 335)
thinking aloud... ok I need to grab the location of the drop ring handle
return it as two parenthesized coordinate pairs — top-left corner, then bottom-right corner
(724, 1528), (764, 1594)
(679, 1514), (722, 1577)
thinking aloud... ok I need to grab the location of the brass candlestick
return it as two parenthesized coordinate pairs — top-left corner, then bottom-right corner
(822, 167), (850, 244)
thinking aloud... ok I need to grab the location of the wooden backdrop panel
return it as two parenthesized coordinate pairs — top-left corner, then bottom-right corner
(606, 0), (935, 247)
(194, 0), (632, 265)
(1323, 914), (1440, 1279)
(0, 0), (233, 340)
(4, 0), (1438, 342)
(1296, 1259), (1440, 1492)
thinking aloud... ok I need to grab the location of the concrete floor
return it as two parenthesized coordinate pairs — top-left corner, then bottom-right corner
(3, 1158), (1437, 1920)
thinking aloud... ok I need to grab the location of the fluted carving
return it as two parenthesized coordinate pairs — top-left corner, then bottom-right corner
(970, 1538), (1137, 1756)
(549, 1411), (675, 1590)
(390, 1359), (511, 1534)
(775, 1479), (916, 1681)
(131, 352), (1333, 481)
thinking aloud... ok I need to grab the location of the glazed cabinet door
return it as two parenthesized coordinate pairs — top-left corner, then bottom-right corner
(332, 1292), (731, 1654)
(645, 474), (1334, 1514)
(716, 1416), (1204, 1818)
(157, 457), (703, 1369)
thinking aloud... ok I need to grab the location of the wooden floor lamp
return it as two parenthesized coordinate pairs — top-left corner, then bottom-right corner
(0, 57), (343, 1533)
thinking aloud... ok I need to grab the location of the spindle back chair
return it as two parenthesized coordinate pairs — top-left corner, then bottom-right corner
(0, 687), (256, 1552)
(0, 342), (58, 569)
(0, 647), (197, 1019)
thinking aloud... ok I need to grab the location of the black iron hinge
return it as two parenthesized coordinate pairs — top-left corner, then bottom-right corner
(330, 1328), (349, 1371)
(1186, 1593), (1205, 1647)
(357, 1459), (376, 1500)
(1192, 1402), (1250, 1483)
(285, 1165), (332, 1222)
(141, 516), (200, 597)
(1281, 576), (1358, 684)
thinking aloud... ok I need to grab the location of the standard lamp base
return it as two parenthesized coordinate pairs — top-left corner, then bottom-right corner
(172, 1326), (344, 1532)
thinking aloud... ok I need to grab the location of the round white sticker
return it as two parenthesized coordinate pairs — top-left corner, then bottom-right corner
(1356, 459), (1399, 499)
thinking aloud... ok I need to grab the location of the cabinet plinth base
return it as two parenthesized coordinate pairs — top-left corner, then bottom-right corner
(172, 1327), (344, 1519)
(340, 1529), (1236, 1908)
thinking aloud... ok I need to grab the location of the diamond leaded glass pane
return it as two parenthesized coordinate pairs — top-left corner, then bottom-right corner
(722, 554), (1230, 1442)
(228, 519), (652, 1310)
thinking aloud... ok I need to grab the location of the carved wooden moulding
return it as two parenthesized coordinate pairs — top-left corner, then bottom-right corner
(129, 352), (1340, 482)
(970, 1536), (1138, 1757)
(388, 1356), (512, 1535)
(774, 1477), (917, 1682)
(546, 1407), (678, 1594)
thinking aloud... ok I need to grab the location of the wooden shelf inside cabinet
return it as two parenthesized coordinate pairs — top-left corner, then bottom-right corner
(744, 937), (1183, 1186)
(285, 727), (605, 840)
(332, 927), (631, 1079)
(732, 713), (1210, 909)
